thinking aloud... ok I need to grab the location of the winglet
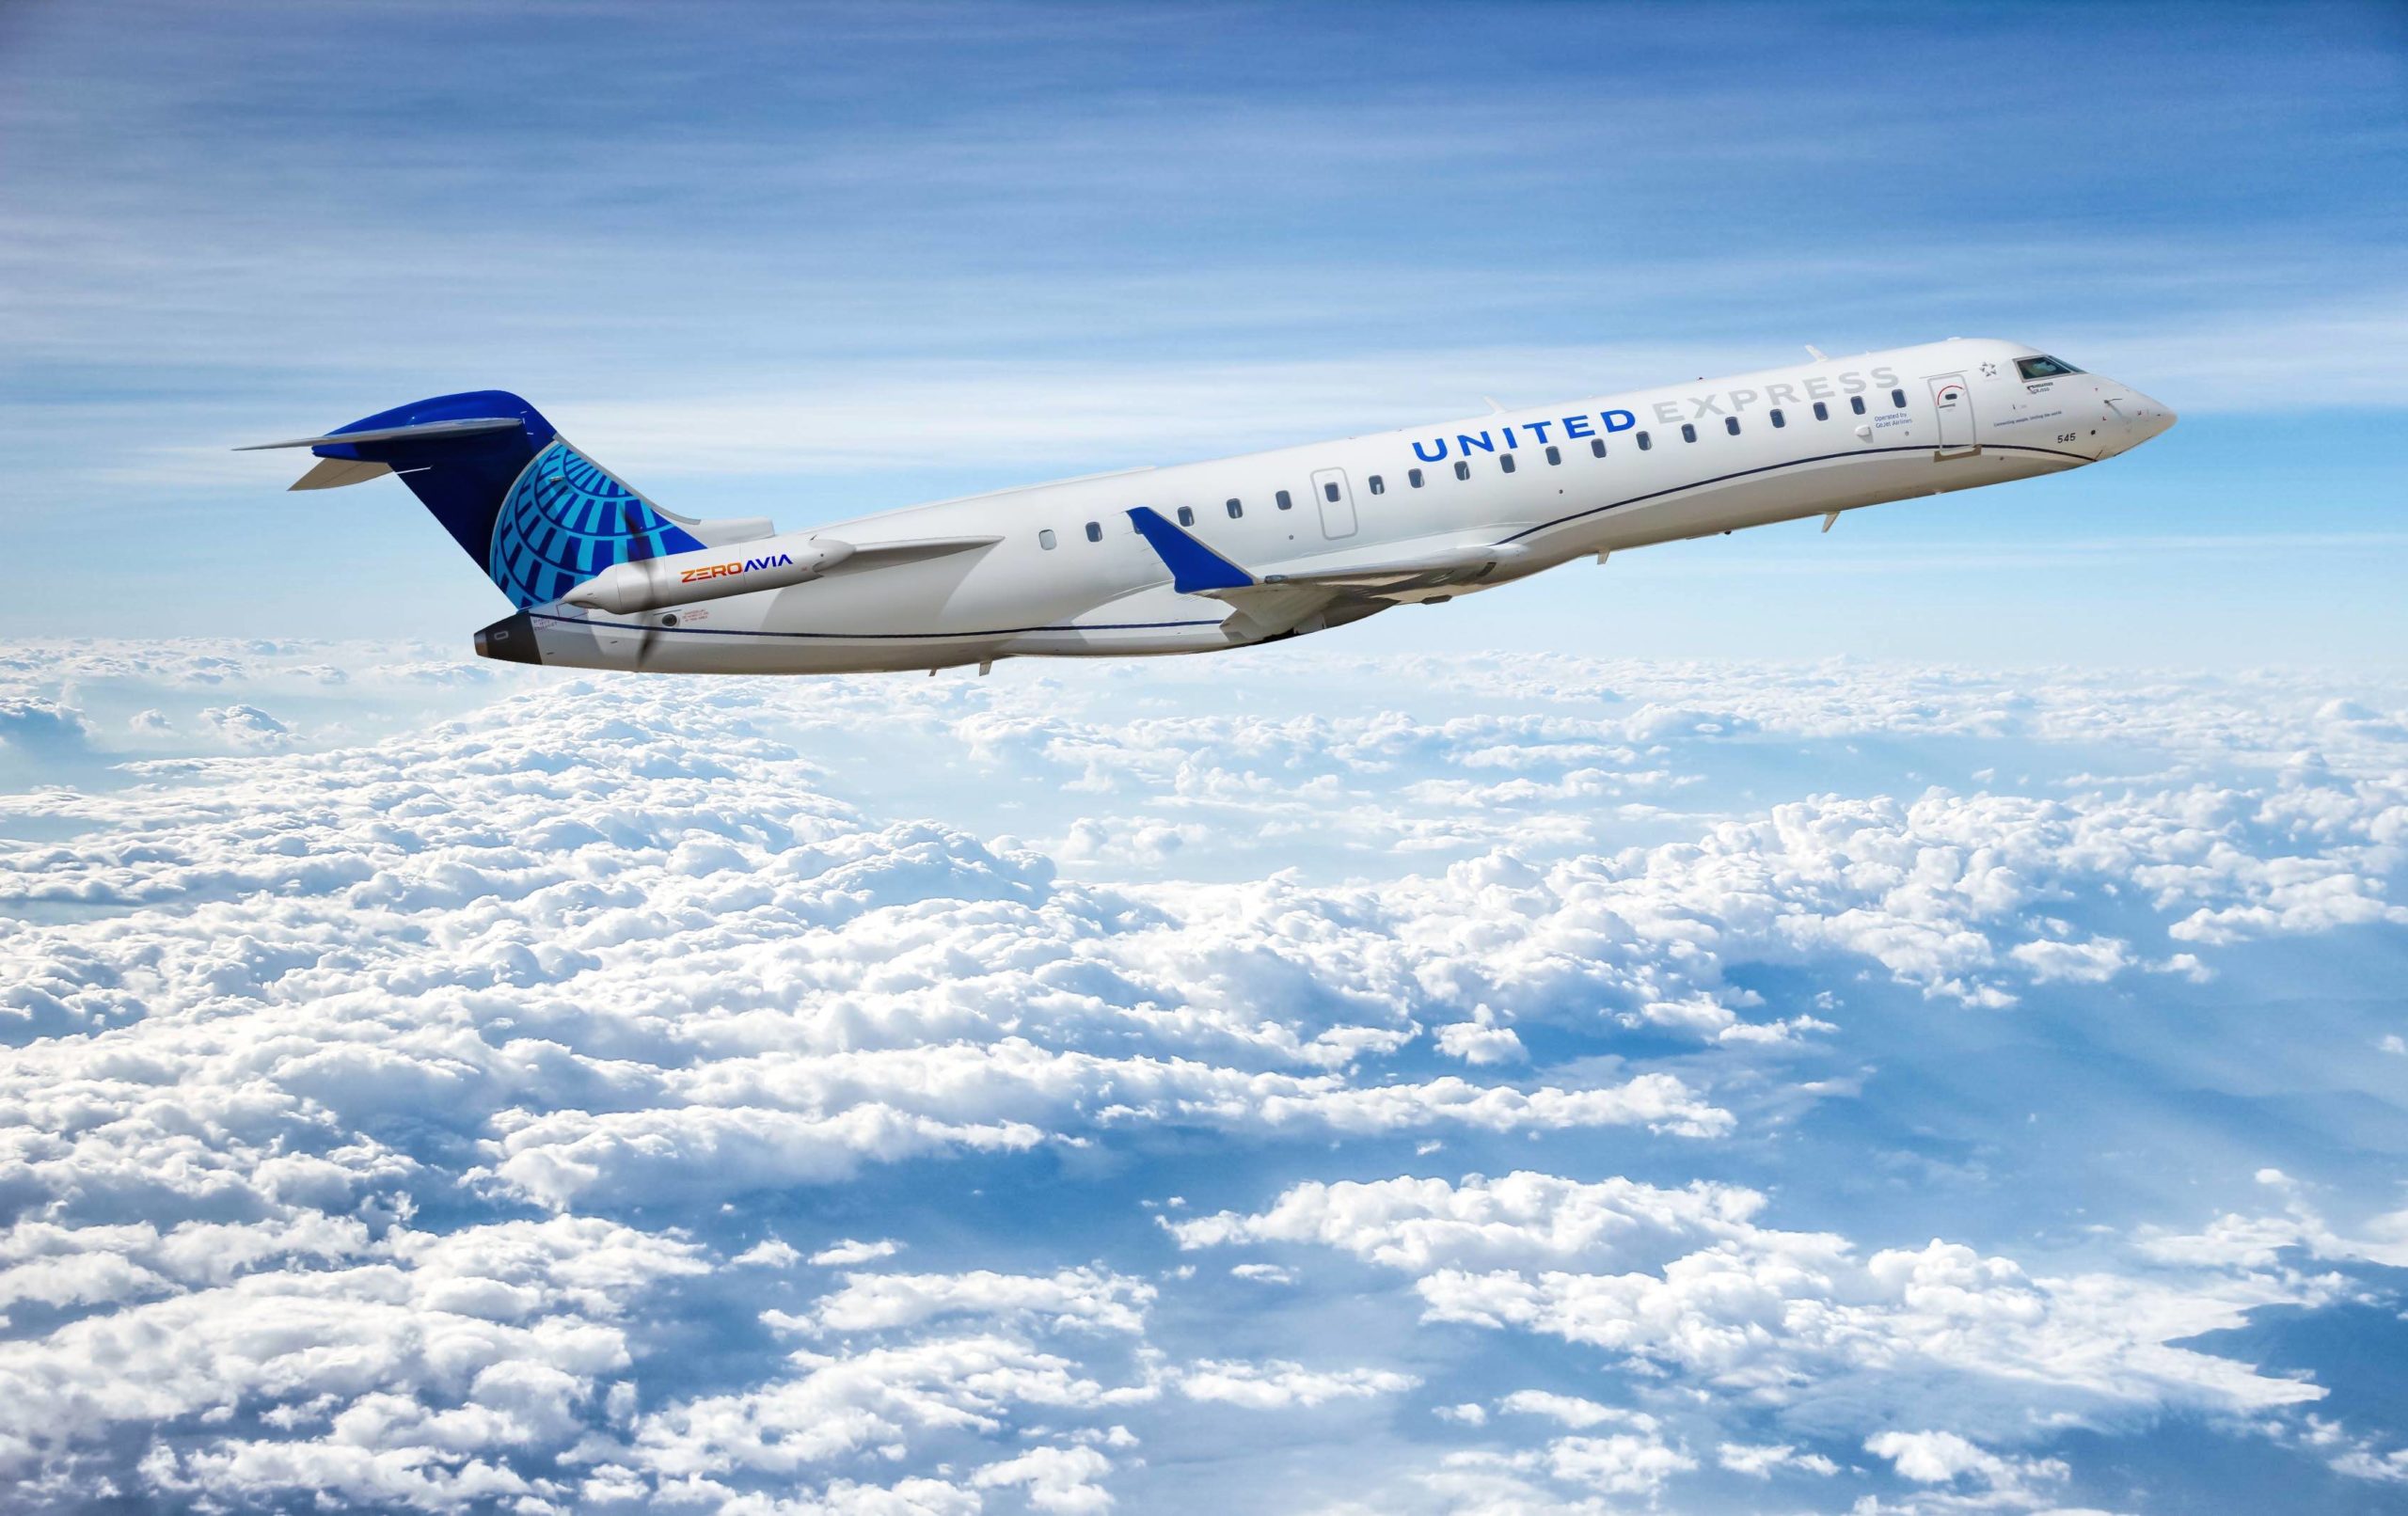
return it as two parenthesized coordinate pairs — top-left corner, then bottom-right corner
(1128, 508), (1254, 593)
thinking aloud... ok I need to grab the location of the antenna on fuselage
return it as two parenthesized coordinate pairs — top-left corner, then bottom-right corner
(1482, 396), (1506, 415)
(1805, 344), (1829, 361)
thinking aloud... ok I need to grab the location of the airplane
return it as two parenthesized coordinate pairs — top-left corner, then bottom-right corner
(244, 339), (2173, 675)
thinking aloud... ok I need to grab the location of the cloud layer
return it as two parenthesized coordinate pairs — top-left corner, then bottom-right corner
(1, 640), (2403, 1512)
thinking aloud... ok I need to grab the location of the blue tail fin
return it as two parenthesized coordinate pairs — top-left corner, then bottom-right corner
(246, 390), (707, 608)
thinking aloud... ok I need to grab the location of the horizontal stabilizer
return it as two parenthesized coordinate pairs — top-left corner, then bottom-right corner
(236, 417), (528, 452)
(288, 456), (394, 491)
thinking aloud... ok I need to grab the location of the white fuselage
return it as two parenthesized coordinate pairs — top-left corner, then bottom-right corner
(511, 338), (2174, 674)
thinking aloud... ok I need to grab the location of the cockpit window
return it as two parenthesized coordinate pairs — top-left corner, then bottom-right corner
(2016, 355), (2083, 379)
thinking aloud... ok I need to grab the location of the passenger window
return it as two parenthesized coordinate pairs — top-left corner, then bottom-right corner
(1681, 423), (1698, 443)
(1408, 468), (1423, 487)
(1453, 460), (1470, 480)
(1177, 506), (1194, 527)
(1545, 445), (1560, 465)
(1724, 417), (1740, 435)
(1039, 529), (1056, 550)
(1813, 401), (1829, 420)
(1275, 489), (1292, 510)
(1323, 482), (1339, 502)
(1500, 453), (1516, 473)
(1891, 388), (1907, 408)
(1637, 431), (1652, 450)
(1850, 395), (1866, 415)
(1369, 475), (1385, 495)
(1226, 497), (1243, 518)
(1590, 438), (1606, 458)
(1770, 408), (1785, 428)
(1085, 521), (1101, 543)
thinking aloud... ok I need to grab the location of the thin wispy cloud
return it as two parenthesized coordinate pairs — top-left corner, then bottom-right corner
(5, 1), (2402, 655)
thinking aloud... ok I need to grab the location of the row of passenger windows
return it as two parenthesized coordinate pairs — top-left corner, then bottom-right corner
(1166, 495), (1259, 528)
(1421, 435), (1639, 484)
(1033, 389), (1912, 547)
(1044, 483), (1323, 547)
(1380, 388), (1910, 486)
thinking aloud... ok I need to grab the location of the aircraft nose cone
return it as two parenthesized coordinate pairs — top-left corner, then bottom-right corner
(2129, 389), (2177, 443)
(2098, 386), (2175, 456)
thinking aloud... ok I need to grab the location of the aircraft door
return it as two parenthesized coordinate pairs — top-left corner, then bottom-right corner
(1310, 467), (1358, 539)
(1929, 373), (1977, 457)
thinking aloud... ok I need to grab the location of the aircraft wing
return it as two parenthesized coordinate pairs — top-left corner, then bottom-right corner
(1126, 507), (1520, 638)
(1247, 542), (1527, 593)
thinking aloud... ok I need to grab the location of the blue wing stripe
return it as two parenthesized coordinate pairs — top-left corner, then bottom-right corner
(1127, 507), (1254, 593)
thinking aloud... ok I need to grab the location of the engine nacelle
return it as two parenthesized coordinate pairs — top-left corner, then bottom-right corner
(562, 536), (854, 615)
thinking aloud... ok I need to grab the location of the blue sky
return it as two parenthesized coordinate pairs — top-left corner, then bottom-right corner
(4, 7), (2408, 1516)
(4, 0), (2403, 664)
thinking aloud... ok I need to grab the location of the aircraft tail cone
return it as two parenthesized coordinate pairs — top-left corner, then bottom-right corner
(475, 611), (543, 665)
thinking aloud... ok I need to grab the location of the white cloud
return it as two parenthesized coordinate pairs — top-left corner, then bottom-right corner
(1177, 1359), (1418, 1410)
(0, 697), (92, 755)
(798, 1267), (1154, 1336)
(1864, 1429), (2068, 1502)
(2331, 1445), (2408, 1484)
(1430, 1424), (1698, 1504)
(971, 1444), (1117, 1515)
(1539, 1432), (1699, 1497)
(627, 1334), (1126, 1483)
(199, 702), (295, 750)
(1493, 1392), (1650, 1431)
(1175, 1171), (2328, 1444)
(2133, 1192), (2408, 1272)
(2008, 935), (2133, 984)
(483, 1104), (1049, 1210)
(0, 1216), (705, 1497)
(1435, 1008), (1527, 1066)
(1717, 1441), (1839, 1477)
(1228, 1262), (1295, 1285)
(0, 640), (2401, 1508)
(1405, 1460), (1615, 1514)
(1165, 1171), (1779, 1275)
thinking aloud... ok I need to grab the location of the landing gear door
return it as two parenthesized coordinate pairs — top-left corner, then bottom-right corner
(1310, 467), (1358, 539)
(1929, 373), (1977, 458)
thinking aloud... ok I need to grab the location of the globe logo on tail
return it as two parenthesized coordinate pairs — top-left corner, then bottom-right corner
(488, 441), (705, 608)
